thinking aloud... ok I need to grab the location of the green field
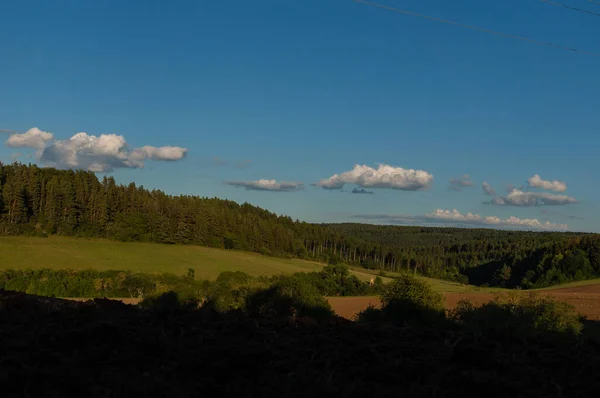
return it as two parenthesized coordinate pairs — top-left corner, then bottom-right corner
(0, 235), (510, 293)
(0, 236), (326, 280)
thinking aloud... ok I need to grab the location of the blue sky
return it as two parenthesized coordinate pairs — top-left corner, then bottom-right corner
(1, 0), (599, 232)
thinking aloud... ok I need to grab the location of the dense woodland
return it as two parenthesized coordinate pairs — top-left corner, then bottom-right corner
(1, 161), (599, 288)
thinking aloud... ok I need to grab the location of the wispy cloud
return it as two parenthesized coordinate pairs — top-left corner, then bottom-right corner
(351, 188), (374, 194)
(313, 163), (433, 191)
(353, 209), (568, 231)
(540, 209), (584, 220)
(211, 156), (228, 166)
(448, 174), (474, 191)
(482, 181), (496, 196)
(235, 159), (252, 169)
(225, 179), (303, 192)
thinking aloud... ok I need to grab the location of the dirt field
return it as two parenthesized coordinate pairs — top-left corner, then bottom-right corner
(64, 283), (600, 321)
(328, 283), (600, 321)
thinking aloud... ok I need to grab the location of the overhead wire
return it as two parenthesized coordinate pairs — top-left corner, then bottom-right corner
(353, 0), (600, 57)
(539, 0), (600, 17)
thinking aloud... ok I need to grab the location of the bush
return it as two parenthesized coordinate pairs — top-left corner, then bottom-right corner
(316, 264), (370, 296)
(139, 291), (183, 313)
(122, 274), (155, 299)
(245, 275), (334, 321)
(380, 274), (445, 310)
(358, 274), (446, 327)
(451, 292), (584, 336)
(204, 273), (273, 313)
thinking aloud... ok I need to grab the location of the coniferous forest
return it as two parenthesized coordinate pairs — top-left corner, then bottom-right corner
(1, 161), (599, 289)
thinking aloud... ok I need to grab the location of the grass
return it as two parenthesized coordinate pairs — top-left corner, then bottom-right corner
(3, 235), (567, 295)
(347, 265), (506, 294)
(0, 236), (323, 280)
(0, 236), (399, 284)
(532, 278), (600, 291)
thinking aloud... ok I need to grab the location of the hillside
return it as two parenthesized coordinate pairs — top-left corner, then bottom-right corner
(1, 162), (599, 289)
(0, 236), (321, 279)
(0, 235), (392, 284)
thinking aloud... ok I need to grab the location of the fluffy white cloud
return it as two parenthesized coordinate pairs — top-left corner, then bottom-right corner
(527, 174), (567, 192)
(225, 179), (303, 192)
(354, 209), (568, 231)
(5, 127), (54, 150)
(448, 174), (474, 191)
(489, 189), (577, 206)
(313, 164), (433, 191)
(482, 181), (496, 196)
(4, 128), (188, 173)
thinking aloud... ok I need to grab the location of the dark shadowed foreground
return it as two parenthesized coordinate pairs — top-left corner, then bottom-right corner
(2, 290), (600, 398)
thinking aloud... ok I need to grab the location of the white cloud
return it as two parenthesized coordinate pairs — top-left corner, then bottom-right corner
(449, 174), (474, 191)
(225, 179), (303, 192)
(131, 145), (187, 161)
(527, 174), (567, 192)
(489, 189), (577, 206)
(10, 152), (22, 161)
(354, 209), (568, 231)
(6, 127), (54, 150)
(482, 181), (496, 196)
(313, 164), (433, 191)
(4, 128), (188, 173)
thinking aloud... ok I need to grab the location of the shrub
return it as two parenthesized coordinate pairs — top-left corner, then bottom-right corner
(451, 292), (584, 336)
(380, 274), (445, 310)
(245, 275), (334, 321)
(204, 273), (270, 313)
(139, 291), (182, 313)
(122, 274), (155, 298)
(358, 274), (446, 327)
(316, 264), (370, 296)
(372, 276), (385, 293)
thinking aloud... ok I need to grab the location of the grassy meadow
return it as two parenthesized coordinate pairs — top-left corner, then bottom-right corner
(0, 235), (515, 293)
(0, 236), (324, 280)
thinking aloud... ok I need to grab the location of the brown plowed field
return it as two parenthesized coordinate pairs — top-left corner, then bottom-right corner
(328, 283), (600, 321)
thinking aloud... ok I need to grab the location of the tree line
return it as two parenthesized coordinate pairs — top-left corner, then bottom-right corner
(1, 161), (599, 288)
(0, 264), (383, 305)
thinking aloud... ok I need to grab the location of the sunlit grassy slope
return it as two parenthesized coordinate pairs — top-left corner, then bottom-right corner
(532, 279), (600, 291)
(0, 236), (323, 280)
(347, 266), (506, 293)
(0, 236), (516, 293)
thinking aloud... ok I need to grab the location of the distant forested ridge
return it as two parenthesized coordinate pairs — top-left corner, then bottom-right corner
(1, 162), (599, 288)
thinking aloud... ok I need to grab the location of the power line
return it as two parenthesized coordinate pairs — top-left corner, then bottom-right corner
(354, 0), (600, 56)
(540, 0), (600, 17)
